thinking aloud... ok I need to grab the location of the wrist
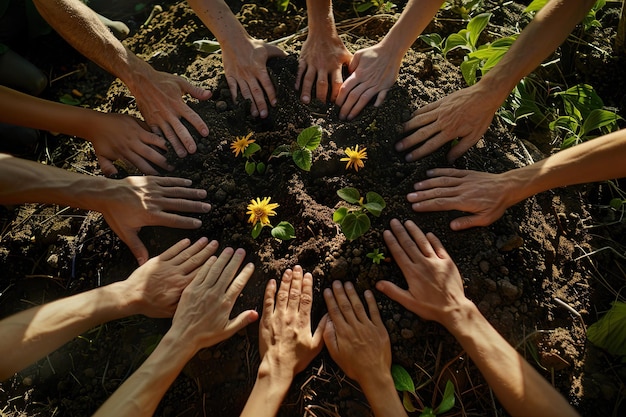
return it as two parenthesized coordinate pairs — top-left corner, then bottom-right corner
(358, 370), (408, 417)
(440, 299), (483, 338)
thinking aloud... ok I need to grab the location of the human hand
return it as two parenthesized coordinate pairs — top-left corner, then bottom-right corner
(258, 265), (326, 381)
(335, 43), (400, 121)
(132, 68), (211, 158)
(170, 247), (258, 352)
(408, 168), (515, 230)
(323, 281), (391, 385)
(87, 112), (173, 176)
(398, 83), (500, 162)
(221, 37), (287, 118)
(377, 219), (471, 328)
(122, 237), (219, 317)
(296, 32), (352, 104)
(99, 176), (211, 265)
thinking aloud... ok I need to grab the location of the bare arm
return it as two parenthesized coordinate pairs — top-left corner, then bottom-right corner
(378, 219), (580, 416)
(407, 128), (626, 230)
(0, 238), (218, 380)
(0, 154), (211, 264)
(32, 0), (211, 157)
(93, 248), (258, 417)
(295, 0), (352, 104)
(187, 0), (286, 118)
(241, 266), (325, 417)
(400, 0), (596, 162)
(336, 0), (443, 120)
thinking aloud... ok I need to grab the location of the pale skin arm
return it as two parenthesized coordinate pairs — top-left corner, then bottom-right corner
(187, 0), (287, 118)
(400, 0), (596, 162)
(241, 266), (326, 417)
(93, 247), (258, 417)
(0, 238), (219, 380)
(0, 154), (211, 264)
(323, 281), (408, 417)
(378, 219), (580, 417)
(0, 86), (170, 175)
(336, 0), (443, 121)
(32, 0), (211, 158)
(407, 128), (626, 230)
(295, 0), (352, 104)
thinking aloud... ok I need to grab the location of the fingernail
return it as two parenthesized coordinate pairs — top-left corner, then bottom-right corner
(332, 280), (342, 289)
(405, 154), (414, 162)
(345, 282), (354, 290)
(201, 128), (209, 137)
(426, 170), (434, 176)
(192, 219), (202, 227)
(407, 192), (416, 200)
(412, 202), (421, 209)
(395, 142), (403, 151)
(260, 110), (268, 118)
(252, 110), (259, 117)
(271, 99), (277, 106)
(302, 95), (310, 103)
(202, 203), (211, 212)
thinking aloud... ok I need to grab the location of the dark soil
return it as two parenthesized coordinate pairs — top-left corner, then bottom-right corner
(1, 1), (625, 416)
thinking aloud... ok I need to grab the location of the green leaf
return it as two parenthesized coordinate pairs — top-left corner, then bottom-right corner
(275, 0), (290, 12)
(402, 391), (417, 412)
(419, 33), (443, 50)
(271, 144), (292, 158)
(192, 39), (221, 53)
(524, 0), (548, 13)
(337, 187), (361, 204)
(243, 142), (261, 158)
(556, 84), (604, 120)
(292, 149), (312, 171)
(391, 364), (415, 393)
(251, 222), (264, 239)
(365, 192), (386, 216)
(271, 221), (295, 240)
(443, 32), (471, 56)
(363, 202), (384, 217)
(609, 198), (624, 210)
(587, 301), (626, 356)
(256, 161), (266, 174)
(467, 13), (491, 49)
(419, 407), (436, 417)
(59, 93), (81, 106)
(581, 109), (621, 136)
(333, 207), (349, 223)
(245, 161), (256, 175)
(460, 57), (480, 86)
(435, 380), (456, 414)
(356, 1), (375, 12)
(297, 125), (322, 150)
(340, 212), (370, 241)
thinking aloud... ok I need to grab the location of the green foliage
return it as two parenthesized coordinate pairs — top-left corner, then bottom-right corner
(333, 187), (386, 241)
(391, 364), (456, 415)
(354, 0), (396, 14)
(271, 125), (322, 171)
(525, 0), (606, 32)
(59, 93), (81, 106)
(550, 84), (623, 148)
(587, 301), (626, 357)
(275, 0), (290, 13)
(499, 77), (549, 127)
(252, 221), (295, 241)
(440, 0), (484, 19)
(366, 248), (385, 264)
(192, 39), (221, 53)
(241, 142), (264, 175)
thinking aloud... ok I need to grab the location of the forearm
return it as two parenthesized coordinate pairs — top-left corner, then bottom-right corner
(187, 0), (250, 46)
(0, 86), (104, 139)
(445, 302), (579, 417)
(380, 0), (443, 61)
(32, 0), (154, 93)
(93, 332), (197, 417)
(359, 372), (409, 417)
(0, 282), (139, 380)
(240, 364), (292, 417)
(0, 154), (116, 210)
(479, 0), (594, 103)
(501, 129), (626, 205)
(306, 0), (337, 36)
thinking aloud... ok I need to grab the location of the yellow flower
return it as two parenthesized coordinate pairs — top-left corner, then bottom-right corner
(246, 197), (279, 225)
(340, 145), (367, 172)
(231, 132), (255, 157)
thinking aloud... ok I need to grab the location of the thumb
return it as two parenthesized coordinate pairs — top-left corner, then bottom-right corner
(450, 214), (486, 231)
(375, 280), (416, 312)
(348, 52), (360, 73)
(312, 314), (329, 351)
(122, 231), (149, 265)
(266, 44), (288, 58)
(225, 310), (259, 336)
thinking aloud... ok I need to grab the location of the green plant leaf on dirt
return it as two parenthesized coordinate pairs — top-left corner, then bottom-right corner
(587, 301), (626, 357)
(270, 125), (322, 171)
(338, 212), (371, 241)
(366, 248), (385, 264)
(192, 39), (221, 53)
(297, 125), (323, 150)
(271, 221), (296, 240)
(337, 187), (361, 204)
(334, 187), (386, 241)
(391, 364), (418, 412)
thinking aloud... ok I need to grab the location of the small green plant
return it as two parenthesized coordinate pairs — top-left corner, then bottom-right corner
(333, 187), (386, 241)
(246, 197), (295, 240)
(587, 301), (626, 357)
(354, 0), (396, 14)
(498, 77), (550, 128)
(275, 0), (290, 12)
(549, 84), (623, 149)
(271, 125), (322, 171)
(231, 132), (266, 175)
(391, 364), (456, 415)
(366, 248), (385, 264)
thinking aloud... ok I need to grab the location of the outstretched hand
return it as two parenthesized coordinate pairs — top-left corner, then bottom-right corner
(323, 281), (390, 384)
(398, 83), (500, 162)
(99, 176), (211, 265)
(408, 168), (515, 230)
(258, 265), (326, 380)
(336, 44), (400, 121)
(222, 38), (287, 118)
(133, 69), (211, 158)
(296, 32), (352, 104)
(123, 238), (219, 317)
(169, 247), (258, 351)
(377, 219), (470, 327)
